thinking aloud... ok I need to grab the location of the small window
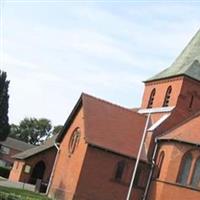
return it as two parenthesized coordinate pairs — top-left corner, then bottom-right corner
(68, 128), (80, 154)
(133, 167), (142, 186)
(24, 165), (31, 174)
(115, 160), (126, 181)
(147, 88), (156, 108)
(177, 153), (192, 185)
(189, 95), (194, 109)
(156, 151), (165, 179)
(163, 86), (172, 107)
(191, 158), (200, 188)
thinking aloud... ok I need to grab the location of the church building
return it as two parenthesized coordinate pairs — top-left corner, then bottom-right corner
(47, 29), (200, 200)
(9, 29), (200, 200)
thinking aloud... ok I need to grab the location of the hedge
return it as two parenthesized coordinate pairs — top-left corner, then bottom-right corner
(0, 192), (22, 200)
(0, 166), (10, 178)
(0, 192), (47, 200)
(0, 186), (51, 200)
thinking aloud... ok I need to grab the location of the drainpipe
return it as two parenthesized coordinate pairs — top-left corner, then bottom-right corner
(46, 142), (60, 195)
(126, 113), (151, 200)
(142, 138), (158, 200)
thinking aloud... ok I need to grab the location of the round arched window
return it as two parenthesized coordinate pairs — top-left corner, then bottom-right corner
(68, 128), (80, 154)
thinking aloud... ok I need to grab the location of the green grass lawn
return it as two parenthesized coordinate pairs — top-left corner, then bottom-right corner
(0, 185), (52, 200)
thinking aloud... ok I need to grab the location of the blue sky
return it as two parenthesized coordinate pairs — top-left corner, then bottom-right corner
(1, 1), (200, 125)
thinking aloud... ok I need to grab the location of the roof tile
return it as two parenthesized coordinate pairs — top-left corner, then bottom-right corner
(82, 93), (148, 160)
(0, 137), (34, 152)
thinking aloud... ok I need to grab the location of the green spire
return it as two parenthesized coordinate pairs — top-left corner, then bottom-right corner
(146, 29), (200, 82)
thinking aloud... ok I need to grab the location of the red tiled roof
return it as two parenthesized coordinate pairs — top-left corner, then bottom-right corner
(58, 93), (147, 161)
(158, 110), (200, 145)
(83, 94), (147, 160)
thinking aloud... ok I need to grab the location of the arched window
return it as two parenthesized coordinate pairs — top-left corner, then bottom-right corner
(156, 151), (165, 179)
(147, 88), (156, 108)
(115, 160), (126, 181)
(29, 161), (46, 184)
(177, 153), (192, 185)
(191, 157), (200, 188)
(163, 86), (172, 107)
(68, 128), (80, 154)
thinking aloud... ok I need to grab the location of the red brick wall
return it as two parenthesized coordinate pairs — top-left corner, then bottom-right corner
(9, 160), (25, 181)
(75, 146), (149, 200)
(49, 107), (88, 200)
(148, 180), (200, 200)
(49, 106), (150, 200)
(141, 77), (183, 109)
(48, 75), (200, 200)
(142, 76), (200, 159)
(148, 141), (200, 200)
(141, 76), (200, 125)
(0, 147), (21, 166)
(176, 76), (200, 112)
(9, 147), (57, 184)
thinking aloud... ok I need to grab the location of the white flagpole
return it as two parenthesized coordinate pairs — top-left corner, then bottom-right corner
(126, 113), (151, 200)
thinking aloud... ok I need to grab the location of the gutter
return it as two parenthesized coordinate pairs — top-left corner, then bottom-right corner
(88, 143), (149, 164)
(46, 142), (60, 195)
(158, 138), (200, 147)
(142, 138), (159, 200)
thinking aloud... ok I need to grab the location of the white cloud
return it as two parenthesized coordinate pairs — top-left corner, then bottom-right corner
(3, 3), (200, 124)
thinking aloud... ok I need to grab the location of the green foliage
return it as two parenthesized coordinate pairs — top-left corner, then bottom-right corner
(0, 191), (50, 200)
(0, 192), (21, 200)
(0, 70), (10, 141)
(9, 118), (62, 145)
(52, 125), (63, 135)
(0, 186), (51, 200)
(0, 166), (10, 178)
(10, 118), (52, 145)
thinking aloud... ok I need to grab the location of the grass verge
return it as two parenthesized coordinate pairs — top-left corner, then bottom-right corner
(0, 185), (51, 200)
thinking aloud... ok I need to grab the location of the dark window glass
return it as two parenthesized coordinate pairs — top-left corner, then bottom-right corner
(156, 151), (165, 179)
(177, 153), (192, 185)
(68, 128), (80, 154)
(133, 167), (142, 186)
(163, 86), (172, 107)
(189, 95), (194, 108)
(147, 88), (156, 108)
(191, 158), (200, 188)
(115, 160), (126, 181)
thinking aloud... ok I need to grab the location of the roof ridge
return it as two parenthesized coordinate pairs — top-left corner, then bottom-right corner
(82, 92), (144, 118)
(170, 29), (200, 68)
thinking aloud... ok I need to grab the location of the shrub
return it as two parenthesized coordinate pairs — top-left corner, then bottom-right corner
(0, 191), (50, 200)
(0, 166), (10, 178)
(0, 192), (21, 200)
(7, 193), (21, 200)
(0, 192), (7, 200)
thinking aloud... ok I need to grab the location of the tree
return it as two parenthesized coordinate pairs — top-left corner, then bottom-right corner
(10, 117), (52, 145)
(52, 125), (63, 135)
(10, 118), (63, 145)
(0, 70), (10, 141)
(9, 124), (20, 139)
